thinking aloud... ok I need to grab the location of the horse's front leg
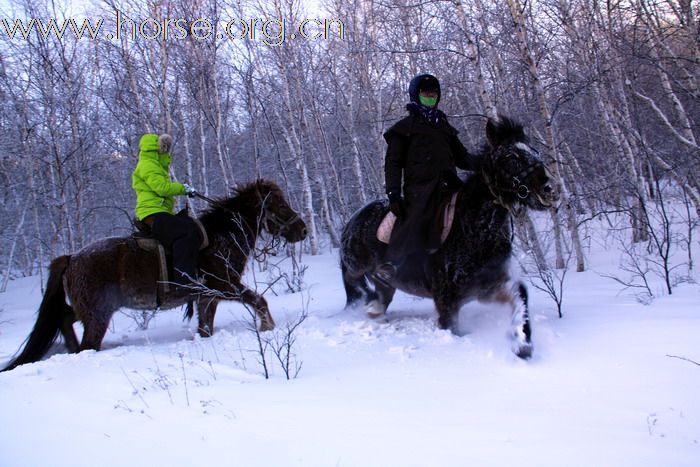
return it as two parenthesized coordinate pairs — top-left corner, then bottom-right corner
(239, 287), (275, 332)
(509, 281), (533, 359)
(489, 281), (533, 359)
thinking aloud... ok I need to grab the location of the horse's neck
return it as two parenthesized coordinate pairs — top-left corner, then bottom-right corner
(461, 172), (502, 208)
(457, 175), (511, 228)
(467, 169), (518, 215)
(200, 204), (261, 249)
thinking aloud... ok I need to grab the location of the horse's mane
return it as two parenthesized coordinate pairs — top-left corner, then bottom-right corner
(481, 116), (527, 154)
(462, 116), (528, 207)
(198, 179), (282, 235)
(232, 179), (282, 198)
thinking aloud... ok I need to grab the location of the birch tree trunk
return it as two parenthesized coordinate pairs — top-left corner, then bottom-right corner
(1, 205), (27, 293)
(212, 76), (232, 188)
(198, 111), (210, 196)
(454, 0), (497, 120)
(176, 89), (197, 211)
(506, 0), (588, 270)
(309, 103), (345, 245)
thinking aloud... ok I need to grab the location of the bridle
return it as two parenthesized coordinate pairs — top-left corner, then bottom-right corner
(260, 194), (303, 236)
(481, 147), (544, 212)
(263, 208), (303, 235)
(511, 161), (543, 200)
(255, 193), (305, 262)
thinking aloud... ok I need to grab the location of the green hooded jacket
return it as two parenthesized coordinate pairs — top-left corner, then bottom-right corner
(132, 134), (186, 221)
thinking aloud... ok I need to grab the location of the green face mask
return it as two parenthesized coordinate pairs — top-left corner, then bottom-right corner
(419, 95), (438, 107)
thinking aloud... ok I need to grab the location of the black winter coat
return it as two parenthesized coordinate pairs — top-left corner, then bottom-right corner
(383, 112), (480, 260)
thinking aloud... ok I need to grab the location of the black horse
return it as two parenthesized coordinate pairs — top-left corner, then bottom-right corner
(340, 117), (557, 359)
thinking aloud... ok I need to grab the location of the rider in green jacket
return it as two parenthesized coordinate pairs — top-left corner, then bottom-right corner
(132, 134), (201, 289)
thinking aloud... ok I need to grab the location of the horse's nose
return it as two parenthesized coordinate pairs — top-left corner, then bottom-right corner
(301, 227), (308, 239)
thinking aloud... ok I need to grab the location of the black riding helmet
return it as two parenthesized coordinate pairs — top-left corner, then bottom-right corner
(408, 74), (441, 105)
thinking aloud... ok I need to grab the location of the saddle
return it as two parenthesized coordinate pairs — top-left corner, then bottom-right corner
(377, 192), (458, 246)
(132, 217), (209, 298)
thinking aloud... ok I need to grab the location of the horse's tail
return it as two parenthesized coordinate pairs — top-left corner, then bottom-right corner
(1, 255), (72, 372)
(183, 300), (195, 321)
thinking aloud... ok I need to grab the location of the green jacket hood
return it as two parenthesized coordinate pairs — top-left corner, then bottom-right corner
(139, 134), (160, 154)
(132, 133), (184, 220)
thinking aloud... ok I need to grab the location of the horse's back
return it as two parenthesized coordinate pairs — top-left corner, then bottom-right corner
(66, 236), (160, 308)
(68, 237), (125, 270)
(74, 236), (128, 254)
(340, 200), (388, 274)
(341, 200), (387, 243)
(69, 236), (142, 272)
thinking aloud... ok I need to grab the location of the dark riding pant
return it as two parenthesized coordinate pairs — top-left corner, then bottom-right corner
(386, 179), (445, 262)
(146, 212), (201, 286)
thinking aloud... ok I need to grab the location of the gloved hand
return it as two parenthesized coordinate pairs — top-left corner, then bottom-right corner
(183, 183), (197, 198)
(387, 192), (405, 219)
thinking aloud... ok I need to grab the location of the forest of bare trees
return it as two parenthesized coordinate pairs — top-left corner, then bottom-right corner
(0, 0), (698, 290)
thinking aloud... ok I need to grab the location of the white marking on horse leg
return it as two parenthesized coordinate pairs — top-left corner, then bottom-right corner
(485, 281), (533, 358)
(508, 282), (533, 359)
(510, 299), (532, 357)
(365, 299), (386, 318)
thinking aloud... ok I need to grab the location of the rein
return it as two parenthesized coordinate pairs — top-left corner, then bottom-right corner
(193, 192), (223, 208)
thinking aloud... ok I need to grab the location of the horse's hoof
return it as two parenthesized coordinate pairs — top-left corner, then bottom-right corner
(512, 342), (533, 360)
(437, 316), (457, 332)
(365, 300), (386, 318)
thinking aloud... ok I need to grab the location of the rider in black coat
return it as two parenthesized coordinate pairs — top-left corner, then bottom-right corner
(380, 74), (481, 277)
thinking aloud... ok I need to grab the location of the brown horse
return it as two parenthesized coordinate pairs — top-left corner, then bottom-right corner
(2, 180), (307, 371)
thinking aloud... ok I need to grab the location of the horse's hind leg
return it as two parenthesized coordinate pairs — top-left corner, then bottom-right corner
(60, 306), (79, 353)
(365, 278), (395, 318)
(78, 306), (113, 351)
(196, 298), (219, 337)
(342, 260), (393, 318)
(341, 262), (369, 308)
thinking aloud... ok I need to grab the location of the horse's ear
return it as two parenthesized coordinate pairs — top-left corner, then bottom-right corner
(485, 117), (501, 148)
(256, 180), (270, 204)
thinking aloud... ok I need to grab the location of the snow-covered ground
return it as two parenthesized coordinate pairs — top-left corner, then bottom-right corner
(1, 219), (699, 467)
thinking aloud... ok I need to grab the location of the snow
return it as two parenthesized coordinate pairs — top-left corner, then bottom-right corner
(1, 222), (699, 467)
